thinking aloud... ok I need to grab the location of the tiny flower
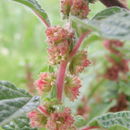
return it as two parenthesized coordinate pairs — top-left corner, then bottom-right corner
(48, 41), (69, 65)
(71, 0), (90, 19)
(46, 26), (74, 64)
(104, 66), (119, 81)
(46, 108), (74, 130)
(69, 51), (91, 75)
(61, 0), (72, 18)
(46, 26), (74, 45)
(34, 72), (55, 95)
(28, 109), (47, 128)
(64, 75), (81, 101)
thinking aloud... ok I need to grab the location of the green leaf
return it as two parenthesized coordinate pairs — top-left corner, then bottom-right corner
(3, 116), (37, 130)
(71, 7), (130, 40)
(11, 0), (50, 26)
(88, 111), (130, 129)
(0, 81), (40, 126)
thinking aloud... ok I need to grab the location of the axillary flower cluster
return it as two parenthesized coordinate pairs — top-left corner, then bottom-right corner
(28, 0), (91, 129)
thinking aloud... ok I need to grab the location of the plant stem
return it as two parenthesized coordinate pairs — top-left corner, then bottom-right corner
(69, 31), (91, 59)
(56, 60), (68, 101)
(34, 12), (50, 28)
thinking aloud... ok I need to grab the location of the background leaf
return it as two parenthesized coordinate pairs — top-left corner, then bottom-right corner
(71, 7), (130, 40)
(88, 111), (130, 129)
(0, 81), (40, 126)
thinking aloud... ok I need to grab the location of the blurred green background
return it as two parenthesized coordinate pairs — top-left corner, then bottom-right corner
(0, 0), (130, 89)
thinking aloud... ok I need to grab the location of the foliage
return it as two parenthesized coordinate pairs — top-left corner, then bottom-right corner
(1, 0), (130, 130)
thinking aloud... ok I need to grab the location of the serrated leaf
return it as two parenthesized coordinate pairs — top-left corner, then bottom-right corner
(71, 7), (130, 40)
(11, 0), (50, 26)
(3, 116), (37, 130)
(0, 81), (40, 126)
(88, 111), (130, 129)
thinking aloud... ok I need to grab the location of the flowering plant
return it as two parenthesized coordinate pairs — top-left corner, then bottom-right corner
(1, 0), (130, 130)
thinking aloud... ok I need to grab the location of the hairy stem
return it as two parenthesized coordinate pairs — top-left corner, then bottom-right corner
(69, 31), (91, 58)
(56, 60), (68, 101)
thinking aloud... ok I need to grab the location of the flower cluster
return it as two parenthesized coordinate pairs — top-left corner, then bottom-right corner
(34, 72), (55, 95)
(46, 26), (74, 64)
(61, 0), (90, 19)
(46, 108), (75, 130)
(28, 105), (75, 130)
(103, 40), (129, 80)
(69, 51), (91, 75)
(64, 75), (81, 101)
(28, 108), (47, 128)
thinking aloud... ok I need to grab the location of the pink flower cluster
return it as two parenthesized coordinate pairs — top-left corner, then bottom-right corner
(61, 0), (90, 19)
(69, 51), (91, 75)
(46, 108), (75, 130)
(28, 106), (75, 130)
(34, 72), (55, 95)
(104, 40), (129, 80)
(46, 26), (74, 64)
(64, 75), (81, 101)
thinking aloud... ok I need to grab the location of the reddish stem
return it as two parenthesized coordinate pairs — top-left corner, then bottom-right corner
(38, 106), (49, 116)
(69, 31), (91, 58)
(34, 12), (50, 28)
(56, 60), (68, 101)
(56, 31), (91, 102)
(82, 126), (99, 130)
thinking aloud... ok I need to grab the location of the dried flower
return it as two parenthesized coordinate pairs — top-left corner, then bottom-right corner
(46, 108), (74, 130)
(69, 51), (91, 75)
(28, 109), (47, 128)
(64, 75), (81, 101)
(34, 72), (55, 95)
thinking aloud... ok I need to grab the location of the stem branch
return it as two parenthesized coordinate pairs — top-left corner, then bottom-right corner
(56, 60), (68, 101)
(69, 31), (91, 58)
